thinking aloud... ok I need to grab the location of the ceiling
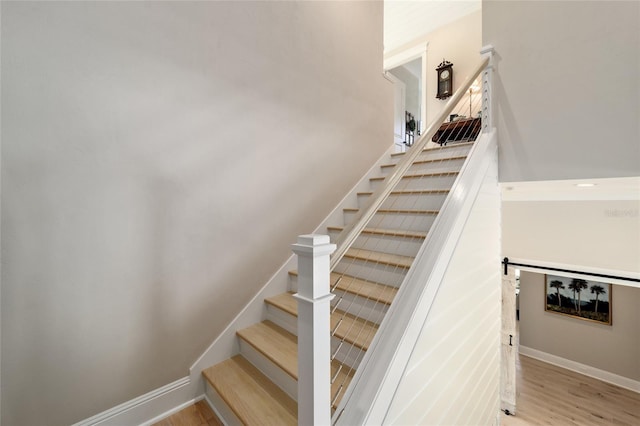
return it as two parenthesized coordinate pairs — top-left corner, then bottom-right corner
(384, 0), (481, 53)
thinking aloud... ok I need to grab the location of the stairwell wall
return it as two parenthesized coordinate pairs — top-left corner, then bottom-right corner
(483, 0), (640, 182)
(0, 2), (392, 425)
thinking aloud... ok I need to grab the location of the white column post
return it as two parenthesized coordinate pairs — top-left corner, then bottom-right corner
(292, 234), (336, 426)
(480, 44), (495, 132)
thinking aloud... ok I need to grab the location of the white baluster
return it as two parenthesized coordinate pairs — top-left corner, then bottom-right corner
(292, 234), (336, 426)
(480, 44), (495, 131)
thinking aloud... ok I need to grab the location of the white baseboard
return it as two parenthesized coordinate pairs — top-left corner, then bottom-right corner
(140, 395), (204, 426)
(72, 377), (194, 426)
(519, 346), (640, 394)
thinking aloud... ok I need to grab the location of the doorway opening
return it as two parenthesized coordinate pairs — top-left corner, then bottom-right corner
(384, 45), (428, 153)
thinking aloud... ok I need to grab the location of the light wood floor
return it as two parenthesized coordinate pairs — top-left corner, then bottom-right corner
(502, 353), (640, 426)
(153, 400), (222, 426)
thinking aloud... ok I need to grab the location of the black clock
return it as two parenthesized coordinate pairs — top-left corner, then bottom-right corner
(436, 60), (453, 99)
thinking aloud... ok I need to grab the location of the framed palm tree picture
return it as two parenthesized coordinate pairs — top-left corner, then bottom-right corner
(545, 275), (612, 325)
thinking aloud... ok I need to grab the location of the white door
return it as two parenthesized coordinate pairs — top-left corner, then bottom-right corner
(386, 72), (406, 153)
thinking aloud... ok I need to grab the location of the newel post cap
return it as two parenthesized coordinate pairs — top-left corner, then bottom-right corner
(291, 234), (336, 257)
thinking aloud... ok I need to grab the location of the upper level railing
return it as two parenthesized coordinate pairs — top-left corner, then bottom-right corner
(294, 47), (495, 424)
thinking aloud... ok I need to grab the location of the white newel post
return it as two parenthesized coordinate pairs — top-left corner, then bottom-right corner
(292, 234), (336, 426)
(480, 44), (495, 132)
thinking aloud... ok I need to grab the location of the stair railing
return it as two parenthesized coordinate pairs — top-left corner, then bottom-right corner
(294, 47), (494, 425)
(333, 46), (496, 424)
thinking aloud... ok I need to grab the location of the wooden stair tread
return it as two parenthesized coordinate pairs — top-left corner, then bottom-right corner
(264, 293), (378, 351)
(330, 272), (398, 306)
(344, 207), (439, 215)
(380, 155), (467, 169)
(327, 226), (426, 240)
(202, 355), (297, 425)
(345, 247), (414, 269)
(234, 321), (354, 407)
(370, 171), (458, 181)
(237, 321), (298, 379)
(357, 189), (449, 196)
(390, 141), (474, 157)
(289, 270), (398, 305)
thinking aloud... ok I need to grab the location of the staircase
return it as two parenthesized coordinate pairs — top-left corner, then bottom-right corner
(201, 142), (475, 424)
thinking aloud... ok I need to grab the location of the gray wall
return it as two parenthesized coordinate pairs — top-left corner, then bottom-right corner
(0, 2), (392, 424)
(519, 271), (640, 382)
(483, 1), (640, 182)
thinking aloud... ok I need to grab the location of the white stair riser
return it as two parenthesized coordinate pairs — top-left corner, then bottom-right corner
(204, 380), (244, 426)
(288, 278), (390, 325)
(357, 192), (448, 211)
(333, 257), (408, 288)
(237, 339), (298, 401)
(344, 210), (437, 233)
(327, 228), (342, 243)
(266, 303), (298, 336)
(370, 174), (457, 191)
(381, 157), (466, 176)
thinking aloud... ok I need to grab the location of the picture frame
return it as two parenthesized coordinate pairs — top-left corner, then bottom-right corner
(545, 274), (612, 325)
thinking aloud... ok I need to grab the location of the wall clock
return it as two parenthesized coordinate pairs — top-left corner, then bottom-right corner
(436, 59), (453, 100)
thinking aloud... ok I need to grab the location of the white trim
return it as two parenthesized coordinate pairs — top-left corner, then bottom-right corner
(384, 43), (428, 71)
(140, 395), (203, 426)
(384, 43), (429, 130)
(72, 377), (191, 426)
(507, 257), (640, 288)
(519, 346), (640, 394)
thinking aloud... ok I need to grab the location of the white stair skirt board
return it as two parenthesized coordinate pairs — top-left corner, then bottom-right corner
(71, 376), (194, 426)
(519, 346), (640, 394)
